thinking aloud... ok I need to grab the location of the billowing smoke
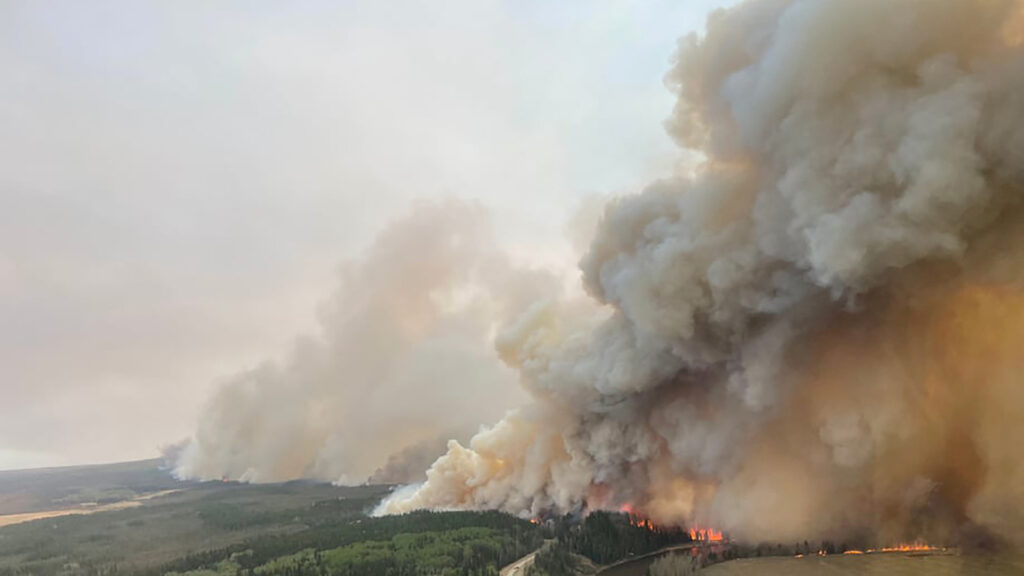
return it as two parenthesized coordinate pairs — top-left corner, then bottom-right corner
(377, 0), (1024, 547)
(369, 429), (473, 485)
(174, 200), (559, 484)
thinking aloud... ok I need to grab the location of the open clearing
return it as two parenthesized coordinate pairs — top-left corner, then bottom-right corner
(0, 489), (181, 528)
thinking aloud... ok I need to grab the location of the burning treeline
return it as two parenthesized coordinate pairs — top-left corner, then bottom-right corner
(378, 0), (1024, 548)
(178, 0), (1024, 551)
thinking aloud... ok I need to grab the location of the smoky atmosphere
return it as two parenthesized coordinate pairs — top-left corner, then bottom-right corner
(2, 1), (1023, 576)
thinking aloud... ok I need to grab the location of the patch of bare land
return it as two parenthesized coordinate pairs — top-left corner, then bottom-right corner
(0, 489), (181, 528)
(0, 459), (183, 516)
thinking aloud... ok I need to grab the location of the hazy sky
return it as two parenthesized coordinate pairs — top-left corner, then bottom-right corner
(0, 0), (731, 471)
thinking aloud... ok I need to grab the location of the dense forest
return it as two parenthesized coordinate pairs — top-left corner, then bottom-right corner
(0, 464), (702, 576)
(151, 510), (543, 576)
(569, 512), (690, 564)
(127, 508), (691, 576)
(0, 477), (543, 576)
(527, 512), (692, 576)
(239, 526), (527, 576)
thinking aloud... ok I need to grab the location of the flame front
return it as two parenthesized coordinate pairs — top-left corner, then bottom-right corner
(631, 516), (655, 530)
(811, 542), (942, 557)
(688, 527), (724, 542)
(872, 542), (942, 553)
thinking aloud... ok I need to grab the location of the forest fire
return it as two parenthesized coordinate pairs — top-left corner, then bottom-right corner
(616, 503), (726, 542)
(813, 542), (942, 557)
(689, 527), (724, 543)
(872, 542), (942, 553)
(628, 515), (655, 530)
(617, 504), (657, 530)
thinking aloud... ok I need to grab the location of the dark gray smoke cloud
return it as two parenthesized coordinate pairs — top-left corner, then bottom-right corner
(379, 0), (1024, 548)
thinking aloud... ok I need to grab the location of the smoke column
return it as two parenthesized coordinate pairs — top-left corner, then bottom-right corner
(377, 0), (1024, 547)
(175, 200), (558, 484)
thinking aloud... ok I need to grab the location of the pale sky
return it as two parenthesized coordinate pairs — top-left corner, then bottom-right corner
(0, 0), (732, 471)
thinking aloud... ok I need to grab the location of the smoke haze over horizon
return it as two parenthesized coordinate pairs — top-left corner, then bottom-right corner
(0, 0), (731, 471)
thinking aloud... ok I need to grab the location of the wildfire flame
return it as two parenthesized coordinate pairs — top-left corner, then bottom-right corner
(688, 527), (724, 542)
(871, 542), (941, 553)
(615, 504), (726, 541)
(805, 542), (941, 558)
(617, 504), (657, 530)
(631, 516), (655, 530)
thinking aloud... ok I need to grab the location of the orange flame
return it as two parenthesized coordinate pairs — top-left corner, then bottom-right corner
(631, 516), (655, 530)
(799, 542), (941, 558)
(688, 527), (724, 542)
(617, 504), (658, 530)
(869, 542), (941, 553)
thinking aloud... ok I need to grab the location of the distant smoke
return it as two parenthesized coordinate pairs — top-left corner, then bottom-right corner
(159, 439), (190, 471)
(377, 0), (1024, 548)
(174, 200), (558, 484)
(369, 429), (473, 485)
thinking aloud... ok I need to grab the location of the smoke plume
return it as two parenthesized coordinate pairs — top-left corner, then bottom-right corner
(175, 200), (558, 484)
(376, 0), (1024, 547)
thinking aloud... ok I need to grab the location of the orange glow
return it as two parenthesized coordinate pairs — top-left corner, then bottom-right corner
(528, 517), (541, 525)
(616, 504), (659, 531)
(797, 543), (941, 558)
(627, 513), (655, 530)
(688, 527), (724, 542)
(868, 542), (941, 553)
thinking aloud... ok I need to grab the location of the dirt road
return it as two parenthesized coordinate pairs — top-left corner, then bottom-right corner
(501, 540), (554, 576)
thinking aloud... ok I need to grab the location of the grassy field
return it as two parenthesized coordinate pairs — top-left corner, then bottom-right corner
(701, 553), (1024, 576)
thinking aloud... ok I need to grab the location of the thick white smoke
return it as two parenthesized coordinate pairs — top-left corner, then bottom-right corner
(175, 200), (559, 484)
(378, 0), (1024, 547)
